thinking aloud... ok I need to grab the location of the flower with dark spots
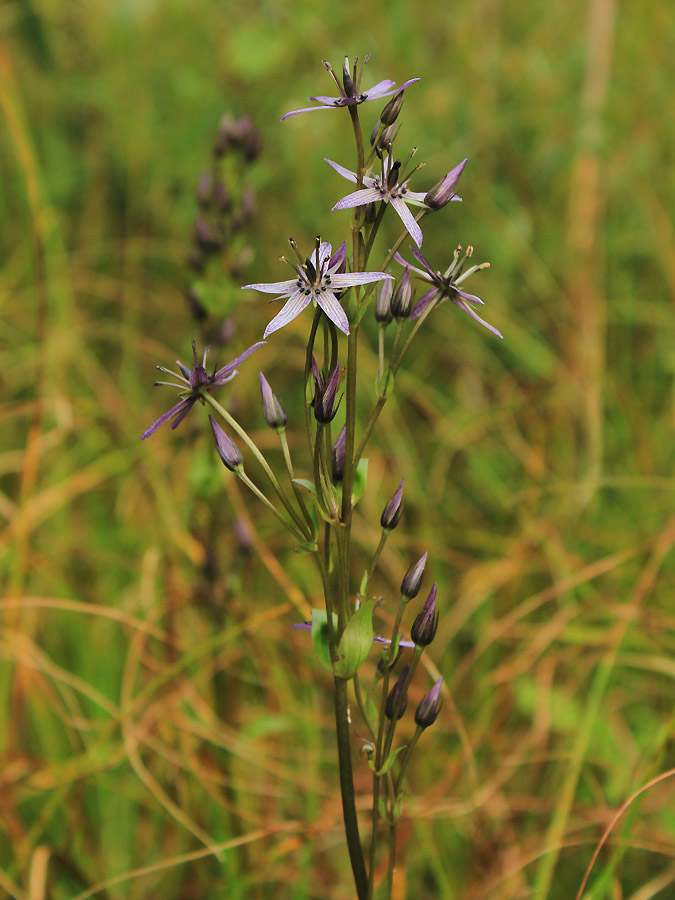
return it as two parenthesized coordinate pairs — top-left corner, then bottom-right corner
(242, 238), (392, 338)
(281, 56), (420, 121)
(394, 245), (503, 339)
(141, 339), (264, 439)
(326, 156), (429, 248)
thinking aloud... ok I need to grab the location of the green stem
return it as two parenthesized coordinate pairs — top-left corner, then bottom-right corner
(278, 429), (315, 535)
(202, 394), (310, 539)
(236, 469), (304, 541)
(335, 675), (368, 900)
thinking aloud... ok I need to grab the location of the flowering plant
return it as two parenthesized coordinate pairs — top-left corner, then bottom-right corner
(143, 55), (502, 899)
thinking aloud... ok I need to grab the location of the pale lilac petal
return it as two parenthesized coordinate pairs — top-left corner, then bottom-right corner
(324, 158), (358, 183)
(141, 398), (192, 439)
(330, 271), (393, 289)
(308, 94), (343, 105)
(390, 197), (424, 248)
(454, 299), (503, 338)
(316, 290), (350, 335)
(364, 78), (421, 101)
(328, 241), (347, 273)
(393, 250), (430, 279)
(263, 291), (312, 338)
(317, 241), (332, 266)
(401, 189), (428, 206)
(280, 104), (335, 121)
(410, 287), (441, 319)
(214, 341), (266, 381)
(360, 79), (396, 98)
(333, 188), (383, 210)
(410, 247), (438, 279)
(241, 279), (299, 294)
(454, 287), (485, 306)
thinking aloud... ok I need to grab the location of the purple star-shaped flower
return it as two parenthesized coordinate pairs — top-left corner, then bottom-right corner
(242, 239), (392, 338)
(326, 157), (429, 248)
(394, 246), (503, 339)
(141, 340), (264, 439)
(281, 56), (420, 121)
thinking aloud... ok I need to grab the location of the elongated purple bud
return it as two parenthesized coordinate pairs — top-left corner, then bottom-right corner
(313, 360), (342, 424)
(381, 479), (404, 530)
(385, 664), (410, 720)
(375, 277), (393, 325)
(380, 89), (405, 127)
(391, 267), (412, 320)
(401, 552), (427, 600)
(331, 425), (346, 483)
(259, 372), (287, 430)
(209, 416), (242, 472)
(410, 583), (438, 646)
(414, 677), (443, 728)
(425, 159), (467, 209)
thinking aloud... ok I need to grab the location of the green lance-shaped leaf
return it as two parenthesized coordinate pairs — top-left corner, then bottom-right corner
(333, 598), (376, 679)
(311, 608), (338, 672)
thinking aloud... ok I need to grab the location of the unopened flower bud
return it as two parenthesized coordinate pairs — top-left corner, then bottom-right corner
(424, 159), (467, 210)
(259, 372), (287, 430)
(209, 416), (242, 472)
(375, 278), (393, 325)
(196, 171), (213, 208)
(385, 664), (410, 720)
(194, 216), (222, 254)
(380, 90), (404, 127)
(331, 425), (346, 483)
(342, 57), (354, 97)
(214, 114), (237, 157)
(410, 583), (438, 646)
(415, 677), (443, 728)
(391, 267), (412, 320)
(401, 552), (427, 600)
(381, 479), (404, 530)
(312, 358), (342, 424)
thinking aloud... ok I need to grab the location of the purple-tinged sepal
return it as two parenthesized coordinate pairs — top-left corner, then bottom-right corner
(312, 358), (342, 424)
(401, 552), (427, 600)
(391, 267), (413, 321)
(424, 159), (467, 210)
(410, 583), (439, 647)
(386, 664), (411, 721)
(415, 677), (443, 729)
(331, 425), (347, 483)
(259, 372), (287, 430)
(209, 416), (243, 472)
(381, 479), (404, 531)
(375, 277), (393, 325)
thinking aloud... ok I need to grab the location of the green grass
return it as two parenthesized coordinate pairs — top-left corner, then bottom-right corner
(1, 0), (674, 897)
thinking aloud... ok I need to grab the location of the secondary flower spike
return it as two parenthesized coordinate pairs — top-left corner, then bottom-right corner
(242, 238), (392, 338)
(141, 340), (264, 439)
(395, 246), (503, 339)
(281, 56), (420, 120)
(326, 157), (429, 248)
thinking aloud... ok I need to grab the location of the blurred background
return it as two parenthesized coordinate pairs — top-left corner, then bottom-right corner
(1, 0), (674, 897)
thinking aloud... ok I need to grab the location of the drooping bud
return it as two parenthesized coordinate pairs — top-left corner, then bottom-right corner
(209, 416), (243, 472)
(375, 277), (393, 325)
(259, 372), (287, 430)
(401, 552), (427, 600)
(331, 425), (346, 483)
(391, 267), (412, 321)
(385, 664), (410, 720)
(380, 90), (404, 127)
(380, 479), (404, 530)
(414, 677), (443, 728)
(424, 159), (467, 210)
(312, 358), (342, 424)
(410, 583), (438, 647)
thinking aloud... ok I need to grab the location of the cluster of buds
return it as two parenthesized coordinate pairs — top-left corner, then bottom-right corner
(186, 113), (262, 343)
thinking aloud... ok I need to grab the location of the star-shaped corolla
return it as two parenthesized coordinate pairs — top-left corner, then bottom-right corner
(242, 239), (393, 338)
(326, 157), (429, 248)
(281, 56), (419, 121)
(141, 340), (265, 439)
(395, 246), (503, 339)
